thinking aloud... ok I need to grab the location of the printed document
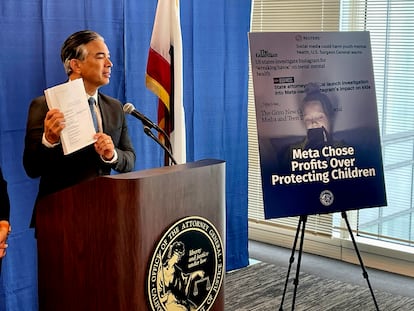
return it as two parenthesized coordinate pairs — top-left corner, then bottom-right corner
(44, 78), (96, 155)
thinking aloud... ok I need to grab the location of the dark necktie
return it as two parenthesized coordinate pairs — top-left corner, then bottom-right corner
(88, 97), (98, 131)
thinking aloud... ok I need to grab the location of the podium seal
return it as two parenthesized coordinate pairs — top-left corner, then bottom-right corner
(147, 216), (224, 311)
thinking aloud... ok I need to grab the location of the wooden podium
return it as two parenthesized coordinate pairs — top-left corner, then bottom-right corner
(36, 159), (225, 311)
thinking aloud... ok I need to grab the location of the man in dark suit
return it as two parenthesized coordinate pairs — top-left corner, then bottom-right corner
(23, 30), (136, 228)
(0, 167), (11, 261)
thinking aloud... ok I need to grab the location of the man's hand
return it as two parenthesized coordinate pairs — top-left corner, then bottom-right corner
(0, 220), (11, 258)
(94, 133), (115, 161)
(44, 109), (65, 144)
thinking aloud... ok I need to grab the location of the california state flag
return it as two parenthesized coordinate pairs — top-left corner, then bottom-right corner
(146, 0), (186, 165)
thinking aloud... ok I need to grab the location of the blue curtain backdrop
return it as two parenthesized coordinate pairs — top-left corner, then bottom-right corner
(0, 0), (251, 309)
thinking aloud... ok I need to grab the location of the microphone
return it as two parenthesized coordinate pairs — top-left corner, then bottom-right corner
(123, 102), (172, 149)
(123, 102), (176, 165)
(123, 102), (158, 130)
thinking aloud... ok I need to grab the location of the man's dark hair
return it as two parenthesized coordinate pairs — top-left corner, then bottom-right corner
(60, 30), (104, 76)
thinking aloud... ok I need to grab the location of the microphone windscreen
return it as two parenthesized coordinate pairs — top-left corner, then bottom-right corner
(123, 103), (135, 114)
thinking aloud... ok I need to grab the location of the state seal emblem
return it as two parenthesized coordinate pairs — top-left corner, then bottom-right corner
(147, 216), (224, 311)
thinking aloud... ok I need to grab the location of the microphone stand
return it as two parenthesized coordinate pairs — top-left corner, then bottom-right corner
(143, 126), (177, 165)
(149, 124), (173, 155)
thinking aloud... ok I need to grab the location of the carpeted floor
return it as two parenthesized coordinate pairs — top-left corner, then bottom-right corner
(224, 262), (414, 311)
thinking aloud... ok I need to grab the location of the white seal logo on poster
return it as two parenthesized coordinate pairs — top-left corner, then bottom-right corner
(320, 190), (334, 206)
(147, 216), (224, 311)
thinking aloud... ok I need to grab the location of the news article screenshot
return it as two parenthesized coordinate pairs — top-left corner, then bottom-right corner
(249, 31), (386, 219)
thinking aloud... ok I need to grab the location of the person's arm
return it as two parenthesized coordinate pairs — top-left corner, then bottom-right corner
(112, 119), (136, 173)
(98, 96), (136, 173)
(23, 97), (65, 178)
(0, 167), (11, 258)
(0, 167), (10, 221)
(112, 101), (136, 172)
(0, 220), (10, 258)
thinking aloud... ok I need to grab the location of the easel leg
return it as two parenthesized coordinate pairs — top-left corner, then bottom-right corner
(341, 211), (380, 311)
(291, 215), (307, 310)
(279, 215), (307, 311)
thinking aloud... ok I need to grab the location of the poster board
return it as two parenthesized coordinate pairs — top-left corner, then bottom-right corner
(249, 31), (386, 219)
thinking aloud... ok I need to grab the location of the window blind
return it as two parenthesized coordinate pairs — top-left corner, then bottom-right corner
(341, 0), (414, 246)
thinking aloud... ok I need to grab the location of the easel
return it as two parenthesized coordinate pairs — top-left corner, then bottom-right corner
(279, 211), (380, 311)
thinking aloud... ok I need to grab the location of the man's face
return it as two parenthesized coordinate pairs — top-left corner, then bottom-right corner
(303, 100), (330, 133)
(77, 39), (112, 94)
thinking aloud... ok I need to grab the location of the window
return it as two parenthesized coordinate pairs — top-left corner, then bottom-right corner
(340, 0), (414, 246)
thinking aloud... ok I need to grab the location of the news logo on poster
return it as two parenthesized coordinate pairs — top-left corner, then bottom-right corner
(248, 32), (386, 219)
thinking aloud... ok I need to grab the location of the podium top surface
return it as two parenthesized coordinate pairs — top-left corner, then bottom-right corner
(106, 159), (225, 180)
